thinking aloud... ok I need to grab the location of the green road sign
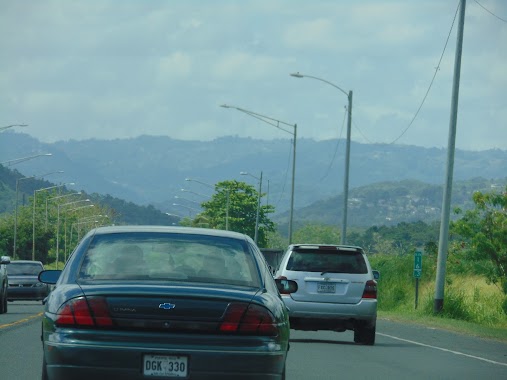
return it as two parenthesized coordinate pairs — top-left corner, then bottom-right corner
(414, 250), (422, 278)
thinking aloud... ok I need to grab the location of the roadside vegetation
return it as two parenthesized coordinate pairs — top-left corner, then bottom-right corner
(370, 253), (507, 342)
(269, 185), (507, 341)
(1, 164), (505, 341)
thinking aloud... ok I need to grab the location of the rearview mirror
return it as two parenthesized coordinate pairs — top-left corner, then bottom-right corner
(39, 270), (62, 285)
(372, 270), (380, 280)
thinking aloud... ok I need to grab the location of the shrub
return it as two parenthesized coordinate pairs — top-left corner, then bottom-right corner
(370, 253), (507, 327)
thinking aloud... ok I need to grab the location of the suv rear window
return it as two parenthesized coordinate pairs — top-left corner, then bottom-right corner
(286, 248), (367, 274)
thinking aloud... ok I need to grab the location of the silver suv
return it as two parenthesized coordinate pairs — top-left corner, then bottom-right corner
(275, 244), (378, 345)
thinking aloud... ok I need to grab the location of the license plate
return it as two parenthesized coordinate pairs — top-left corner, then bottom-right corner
(317, 282), (336, 293)
(143, 354), (188, 377)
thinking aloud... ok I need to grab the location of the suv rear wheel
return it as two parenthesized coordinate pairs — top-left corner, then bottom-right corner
(354, 322), (376, 345)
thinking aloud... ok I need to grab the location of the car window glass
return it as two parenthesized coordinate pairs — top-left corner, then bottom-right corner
(287, 249), (367, 274)
(78, 232), (260, 287)
(6, 263), (44, 275)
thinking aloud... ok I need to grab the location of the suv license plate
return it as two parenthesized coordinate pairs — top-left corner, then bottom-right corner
(143, 354), (188, 377)
(317, 283), (336, 293)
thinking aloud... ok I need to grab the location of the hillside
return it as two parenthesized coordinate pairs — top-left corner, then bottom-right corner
(1, 132), (506, 221)
(0, 166), (178, 226)
(2, 155), (505, 231)
(273, 178), (507, 230)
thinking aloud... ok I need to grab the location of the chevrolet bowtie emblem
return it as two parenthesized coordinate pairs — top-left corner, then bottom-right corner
(159, 302), (176, 310)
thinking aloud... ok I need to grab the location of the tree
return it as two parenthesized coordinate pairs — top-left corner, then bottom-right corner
(451, 187), (507, 294)
(292, 224), (341, 245)
(200, 180), (275, 247)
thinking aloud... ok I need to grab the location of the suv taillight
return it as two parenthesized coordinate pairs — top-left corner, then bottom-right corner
(362, 280), (377, 299)
(219, 303), (277, 336)
(56, 297), (113, 327)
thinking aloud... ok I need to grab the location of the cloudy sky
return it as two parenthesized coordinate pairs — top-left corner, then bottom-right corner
(1, 0), (506, 150)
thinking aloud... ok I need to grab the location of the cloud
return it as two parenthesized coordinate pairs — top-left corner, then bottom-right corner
(157, 52), (193, 81)
(0, 0), (505, 150)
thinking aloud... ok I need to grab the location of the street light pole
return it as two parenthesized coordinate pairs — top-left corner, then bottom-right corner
(32, 181), (74, 261)
(74, 215), (108, 240)
(56, 199), (90, 269)
(174, 195), (201, 207)
(1, 152), (52, 167)
(64, 204), (94, 262)
(172, 202), (200, 217)
(46, 191), (81, 231)
(13, 169), (62, 259)
(221, 104), (297, 244)
(0, 124), (28, 132)
(240, 171), (263, 244)
(184, 178), (214, 190)
(181, 188), (211, 199)
(13, 175), (35, 259)
(290, 72), (352, 244)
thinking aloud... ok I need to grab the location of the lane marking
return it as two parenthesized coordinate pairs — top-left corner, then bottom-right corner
(378, 332), (507, 367)
(0, 312), (43, 330)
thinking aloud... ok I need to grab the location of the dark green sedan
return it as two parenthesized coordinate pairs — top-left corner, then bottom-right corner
(39, 226), (294, 380)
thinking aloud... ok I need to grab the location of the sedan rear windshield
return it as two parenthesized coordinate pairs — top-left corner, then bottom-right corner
(286, 248), (368, 274)
(77, 232), (261, 287)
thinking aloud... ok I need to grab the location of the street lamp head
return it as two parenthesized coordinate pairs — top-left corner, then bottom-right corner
(239, 172), (248, 175)
(290, 72), (304, 78)
(1, 124), (28, 131)
(220, 104), (231, 108)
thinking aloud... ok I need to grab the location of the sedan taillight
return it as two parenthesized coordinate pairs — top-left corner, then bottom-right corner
(56, 297), (113, 327)
(362, 280), (377, 299)
(220, 303), (278, 336)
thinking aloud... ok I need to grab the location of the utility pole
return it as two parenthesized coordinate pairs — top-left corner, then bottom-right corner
(434, 0), (466, 313)
(341, 90), (352, 245)
(254, 172), (263, 244)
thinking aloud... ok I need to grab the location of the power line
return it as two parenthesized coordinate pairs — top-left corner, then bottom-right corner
(474, 0), (507, 23)
(274, 138), (293, 207)
(320, 105), (347, 181)
(387, 0), (461, 145)
(352, 118), (373, 144)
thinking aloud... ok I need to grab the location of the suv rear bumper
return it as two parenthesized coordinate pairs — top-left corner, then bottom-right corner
(282, 295), (377, 320)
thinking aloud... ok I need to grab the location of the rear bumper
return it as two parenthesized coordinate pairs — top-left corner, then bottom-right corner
(47, 367), (283, 380)
(43, 330), (288, 380)
(7, 286), (48, 300)
(282, 295), (377, 321)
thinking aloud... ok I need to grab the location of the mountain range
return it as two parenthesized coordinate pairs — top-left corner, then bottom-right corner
(1, 132), (506, 227)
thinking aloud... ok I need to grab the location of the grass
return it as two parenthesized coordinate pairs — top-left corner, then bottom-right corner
(369, 254), (507, 343)
(378, 311), (507, 343)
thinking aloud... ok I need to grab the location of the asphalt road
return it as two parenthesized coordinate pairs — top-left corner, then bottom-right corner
(1, 301), (507, 379)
